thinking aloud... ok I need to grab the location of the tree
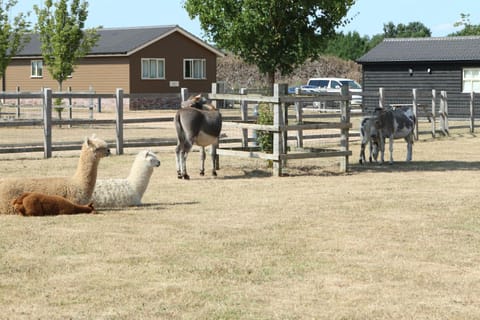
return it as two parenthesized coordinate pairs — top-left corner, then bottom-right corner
(0, 0), (30, 91)
(383, 21), (431, 38)
(449, 13), (480, 36)
(323, 31), (370, 61)
(184, 0), (355, 89)
(34, 0), (100, 91)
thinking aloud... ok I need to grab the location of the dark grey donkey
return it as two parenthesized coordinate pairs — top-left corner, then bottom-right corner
(175, 95), (222, 179)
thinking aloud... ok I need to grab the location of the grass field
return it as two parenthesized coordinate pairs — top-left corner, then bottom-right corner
(1, 113), (480, 319)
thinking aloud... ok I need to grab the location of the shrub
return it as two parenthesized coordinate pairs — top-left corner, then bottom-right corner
(256, 103), (273, 153)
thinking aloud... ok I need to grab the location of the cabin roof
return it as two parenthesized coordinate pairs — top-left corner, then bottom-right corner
(357, 36), (480, 64)
(16, 25), (224, 58)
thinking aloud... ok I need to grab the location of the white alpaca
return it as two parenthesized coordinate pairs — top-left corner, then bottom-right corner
(0, 135), (110, 215)
(92, 150), (160, 207)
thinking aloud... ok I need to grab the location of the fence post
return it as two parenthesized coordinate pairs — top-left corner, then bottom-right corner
(211, 83), (220, 169)
(115, 88), (124, 155)
(210, 83), (217, 108)
(470, 91), (475, 133)
(68, 86), (73, 118)
(89, 85), (94, 120)
(181, 87), (189, 103)
(340, 85), (350, 172)
(43, 88), (52, 159)
(16, 86), (20, 118)
(431, 89), (436, 138)
(379, 87), (385, 109)
(68, 86), (73, 128)
(440, 90), (449, 136)
(294, 90), (303, 148)
(240, 88), (248, 148)
(412, 88), (418, 140)
(273, 83), (287, 176)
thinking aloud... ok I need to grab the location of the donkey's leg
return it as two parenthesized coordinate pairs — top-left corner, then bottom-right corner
(406, 135), (413, 161)
(175, 145), (183, 179)
(379, 134), (385, 164)
(199, 146), (206, 176)
(359, 141), (366, 164)
(211, 143), (218, 176)
(388, 136), (394, 164)
(181, 150), (190, 179)
(371, 139), (379, 163)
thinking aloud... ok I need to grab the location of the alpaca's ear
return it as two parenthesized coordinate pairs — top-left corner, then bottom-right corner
(85, 136), (95, 148)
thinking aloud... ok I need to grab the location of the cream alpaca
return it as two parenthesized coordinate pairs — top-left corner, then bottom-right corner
(92, 150), (160, 207)
(0, 135), (110, 215)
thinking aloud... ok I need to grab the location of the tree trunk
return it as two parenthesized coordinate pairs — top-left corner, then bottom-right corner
(266, 70), (275, 96)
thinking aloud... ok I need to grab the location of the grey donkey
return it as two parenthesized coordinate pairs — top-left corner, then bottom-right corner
(175, 95), (222, 179)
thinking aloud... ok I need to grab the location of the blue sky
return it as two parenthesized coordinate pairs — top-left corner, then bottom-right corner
(11, 0), (480, 38)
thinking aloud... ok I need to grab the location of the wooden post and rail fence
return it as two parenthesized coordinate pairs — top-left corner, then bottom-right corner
(0, 85), (353, 176)
(0, 85), (479, 175)
(208, 83), (352, 176)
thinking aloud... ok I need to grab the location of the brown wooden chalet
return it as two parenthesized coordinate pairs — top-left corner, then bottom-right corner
(4, 25), (224, 109)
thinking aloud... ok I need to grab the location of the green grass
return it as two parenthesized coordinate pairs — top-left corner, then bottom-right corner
(1, 114), (480, 319)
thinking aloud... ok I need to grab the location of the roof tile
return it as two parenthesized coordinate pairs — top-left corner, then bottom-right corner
(357, 36), (480, 63)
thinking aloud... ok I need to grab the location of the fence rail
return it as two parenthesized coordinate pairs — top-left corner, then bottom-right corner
(1, 85), (479, 175)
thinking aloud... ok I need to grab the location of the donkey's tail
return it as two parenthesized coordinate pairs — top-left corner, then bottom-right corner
(175, 112), (191, 150)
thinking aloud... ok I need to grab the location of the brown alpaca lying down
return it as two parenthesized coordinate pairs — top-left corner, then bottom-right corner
(11, 192), (96, 216)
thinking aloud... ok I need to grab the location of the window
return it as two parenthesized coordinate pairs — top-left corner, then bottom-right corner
(463, 68), (480, 92)
(31, 60), (43, 78)
(141, 58), (165, 79)
(307, 79), (329, 88)
(184, 59), (206, 79)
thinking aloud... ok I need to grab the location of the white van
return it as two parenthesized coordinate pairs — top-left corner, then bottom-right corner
(307, 77), (362, 106)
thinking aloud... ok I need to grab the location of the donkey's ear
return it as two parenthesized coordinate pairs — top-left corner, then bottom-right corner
(194, 94), (202, 102)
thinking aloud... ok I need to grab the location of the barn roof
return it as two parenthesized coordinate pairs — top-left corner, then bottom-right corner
(357, 36), (480, 64)
(16, 25), (224, 58)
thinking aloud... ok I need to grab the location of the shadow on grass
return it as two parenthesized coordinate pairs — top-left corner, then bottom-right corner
(98, 201), (200, 212)
(222, 169), (273, 179)
(224, 160), (480, 178)
(351, 160), (480, 173)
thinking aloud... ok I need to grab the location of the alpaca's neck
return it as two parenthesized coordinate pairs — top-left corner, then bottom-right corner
(127, 161), (154, 198)
(72, 149), (101, 196)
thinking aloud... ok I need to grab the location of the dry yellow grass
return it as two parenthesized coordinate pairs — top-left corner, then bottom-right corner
(1, 112), (480, 319)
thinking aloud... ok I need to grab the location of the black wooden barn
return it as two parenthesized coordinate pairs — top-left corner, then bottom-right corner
(356, 36), (480, 116)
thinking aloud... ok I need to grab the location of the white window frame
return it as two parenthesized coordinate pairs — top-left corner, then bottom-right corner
(184, 58), (206, 80)
(31, 60), (43, 78)
(462, 68), (480, 93)
(141, 58), (165, 79)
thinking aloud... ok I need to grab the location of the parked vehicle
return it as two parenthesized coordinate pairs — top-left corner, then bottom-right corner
(287, 84), (324, 94)
(306, 77), (362, 106)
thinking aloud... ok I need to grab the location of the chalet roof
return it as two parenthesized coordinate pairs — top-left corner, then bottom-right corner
(357, 36), (480, 64)
(16, 25), (224, 58)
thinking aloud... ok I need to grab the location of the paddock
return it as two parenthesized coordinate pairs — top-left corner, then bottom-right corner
(1, 129), (480, 318)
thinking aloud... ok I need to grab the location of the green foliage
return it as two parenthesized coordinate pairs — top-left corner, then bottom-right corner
(184, 0), (355, 86)
(324, 21), (430, 61)
(382, 21), (431, 38)
(0, 0), (30, 80)
(256, 103), (273, 153)
(34, 0), (101, 91)
(323, 31), (370, 61)
(449, 13), (480, 36)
